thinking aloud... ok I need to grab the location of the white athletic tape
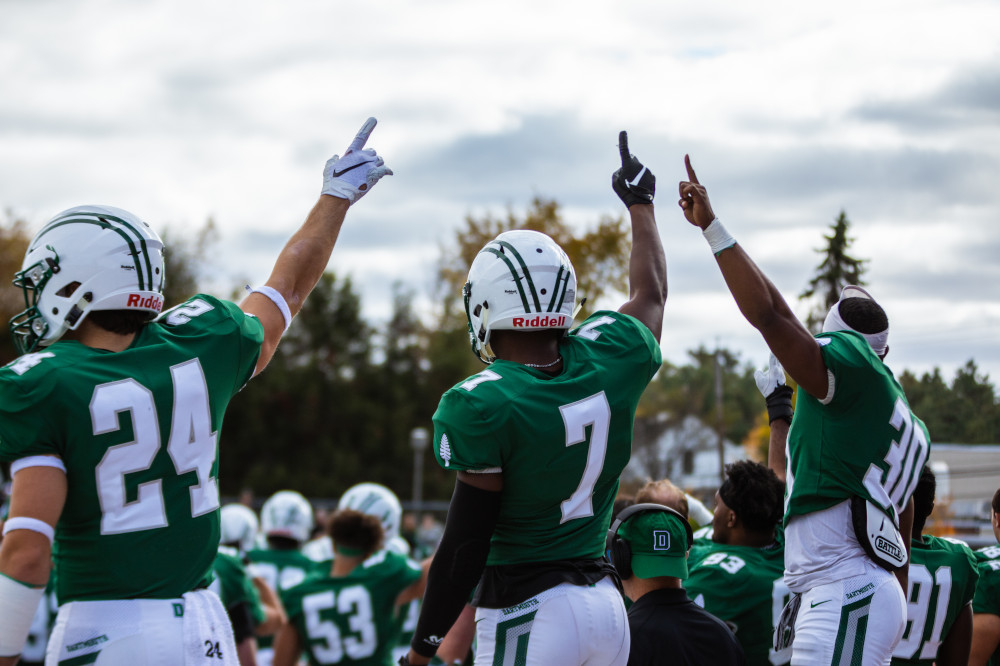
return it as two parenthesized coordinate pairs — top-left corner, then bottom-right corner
(0, 573), (45, 656)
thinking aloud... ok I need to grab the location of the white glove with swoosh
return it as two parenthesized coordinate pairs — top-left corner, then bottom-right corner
(322, 117), (393, 204)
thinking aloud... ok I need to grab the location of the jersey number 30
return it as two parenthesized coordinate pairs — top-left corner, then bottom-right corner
(93, 358), (219, 535)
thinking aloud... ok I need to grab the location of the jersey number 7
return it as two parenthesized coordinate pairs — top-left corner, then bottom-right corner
(559, 392), (611, 524)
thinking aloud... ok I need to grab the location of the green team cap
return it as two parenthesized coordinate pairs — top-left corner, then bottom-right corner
(619, 511), (690, 579)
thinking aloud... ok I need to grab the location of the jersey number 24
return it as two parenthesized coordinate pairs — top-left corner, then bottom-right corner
(93, 357), (219, 534)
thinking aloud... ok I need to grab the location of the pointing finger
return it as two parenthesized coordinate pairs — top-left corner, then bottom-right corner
(348, 117), (378, 153)
(618, 131), (630, 166)
(684, 154), (700, 185)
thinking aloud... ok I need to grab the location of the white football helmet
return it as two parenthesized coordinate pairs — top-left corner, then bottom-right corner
(9, 205), (165, 354)
(220, 503), (260, 553)
(385, 534), (412, 557)
(463, 230), (577, 363)
(337, 482), (403, 541)
(260, 490), (315, 544)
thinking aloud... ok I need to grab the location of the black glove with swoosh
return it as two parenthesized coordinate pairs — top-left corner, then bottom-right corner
(611, 130), (655, 208)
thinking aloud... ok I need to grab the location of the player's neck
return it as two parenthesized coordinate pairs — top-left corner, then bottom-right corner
(331, 556), (363, 577)
(64, 320), (137, 352)
(491, 330), (562, 369)
(623, 575), (683, 601)
(730, 527), (776, 549)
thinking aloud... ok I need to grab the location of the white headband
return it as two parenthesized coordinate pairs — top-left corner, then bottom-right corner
(821, 286), (888, 356)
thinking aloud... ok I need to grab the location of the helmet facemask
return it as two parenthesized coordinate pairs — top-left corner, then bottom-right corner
(10, 250), (65, 355)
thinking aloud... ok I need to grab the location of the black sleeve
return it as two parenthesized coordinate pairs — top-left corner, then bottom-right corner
(410, 478), (502, 659)
(227, 601), (257, 644)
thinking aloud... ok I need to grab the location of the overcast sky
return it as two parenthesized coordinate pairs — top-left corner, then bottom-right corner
(2, 0), (998, 387)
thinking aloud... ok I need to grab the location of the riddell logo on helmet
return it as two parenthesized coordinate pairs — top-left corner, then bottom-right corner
(127, 294), (164, 311)
(511, 315), (567, 328)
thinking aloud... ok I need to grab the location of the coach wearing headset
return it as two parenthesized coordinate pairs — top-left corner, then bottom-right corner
(608, 503), (746, 666)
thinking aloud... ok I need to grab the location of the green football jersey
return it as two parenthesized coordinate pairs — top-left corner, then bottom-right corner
(211, 546), (266, 626)
(785, 331), (930, 522)
(0, 295), (263, 602)
(247, 546), (325, 649)
(891, 535), (979, 665)
(432, 311), (661, 566)
(687, 538), (790, 666)
(973, 545), (1000, 666)
(281, 550), (422, 666)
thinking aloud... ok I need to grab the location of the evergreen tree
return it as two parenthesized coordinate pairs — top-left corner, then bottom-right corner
(0, 210), (31, 364)
(900, 361), (1000, 443)
(799, 211), (868, 332)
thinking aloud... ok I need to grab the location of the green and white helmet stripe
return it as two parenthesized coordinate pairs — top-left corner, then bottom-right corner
(337, 482), (403, 539)
(9, 205), (165, 354)
(464, 230), (577, 363)
(484, 239), (572, 316)
(33, 210), (162, 292)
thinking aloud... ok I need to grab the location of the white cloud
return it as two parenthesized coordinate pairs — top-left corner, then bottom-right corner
(1, 0), (998, 385)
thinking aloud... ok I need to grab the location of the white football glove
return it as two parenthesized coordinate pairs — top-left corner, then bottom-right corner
(754, 353), (787, 399)
(321, 117), (393, 204)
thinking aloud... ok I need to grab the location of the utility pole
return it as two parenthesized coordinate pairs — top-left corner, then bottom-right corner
(410, 426), (429, 518)
(714, 346), (725, 486)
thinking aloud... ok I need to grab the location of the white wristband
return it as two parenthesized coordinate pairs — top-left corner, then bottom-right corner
(702, 218), (737, 255)
(246, 285), (292, 332)
(2, 517), (56, 545)
(0, 574), (45, 656)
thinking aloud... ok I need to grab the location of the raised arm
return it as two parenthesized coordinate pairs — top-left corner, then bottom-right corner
(678, 155), (828, 399)
(613, 131), (667, 342)
(241, 117), (392, 376)
(755, 353), (793, 482)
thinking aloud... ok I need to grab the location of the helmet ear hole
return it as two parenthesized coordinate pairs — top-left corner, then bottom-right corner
(56, 282), (81, 298)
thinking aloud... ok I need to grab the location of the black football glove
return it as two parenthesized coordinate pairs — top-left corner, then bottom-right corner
(755, 354), (794, 424)
(612, 130), (655, 208)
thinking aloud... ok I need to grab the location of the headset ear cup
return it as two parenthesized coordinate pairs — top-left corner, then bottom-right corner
(609, 536), (633, 580)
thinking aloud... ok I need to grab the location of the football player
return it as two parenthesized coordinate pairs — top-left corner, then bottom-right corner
(272, 508), (429, 666)
(970, 487), (1000, 666)
(304, 482), (411, 563)
(222, 502), (264, 555)
(686, 460), (789, 666)
(891, 466), (978, 665)
(0, 117), (391, 665)
(679, 158), (930, 664)
(216, 503), (288, 666)
(212, 547), (270, 666)
(402, 131), (667, 666)
(247, 490), (325, 666)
